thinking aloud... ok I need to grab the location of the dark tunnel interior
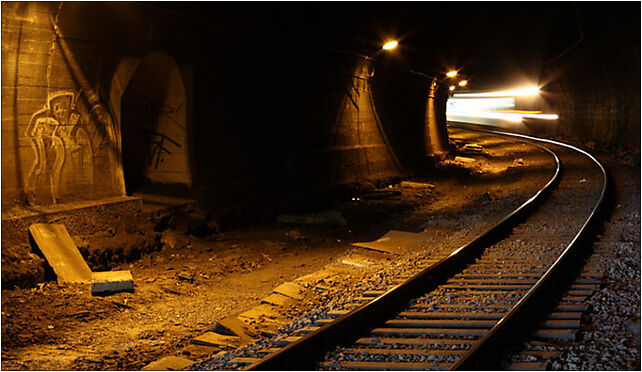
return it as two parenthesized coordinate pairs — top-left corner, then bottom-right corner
(1, 2), (639, 371)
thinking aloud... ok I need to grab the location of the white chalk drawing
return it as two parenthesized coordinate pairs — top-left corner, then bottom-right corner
(25, 91), (118, 204)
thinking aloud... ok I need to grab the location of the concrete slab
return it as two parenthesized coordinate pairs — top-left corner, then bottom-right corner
(191, 331), (241, 348)
(213, 316), (259, 342)
(340, 258), (370, 268)
(141, 356), (194, 371)
(294, 268), (340, 286)
(28, 223), (92, 284)
(238, 304), (282, 323)
(179, 344), (222, 360)
(401, 181), (435, 189)
(352, 230), (430, 254)
(91, 270), (134, 296)
(237, 304), (289, 335)
(339, 253), (382, 268)
(261, 293), (294, 307)
(454, 156), (476, 163)
(272, 282), (306, 300)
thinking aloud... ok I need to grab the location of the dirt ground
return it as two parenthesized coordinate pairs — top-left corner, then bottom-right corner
(1, 134), (559, 370)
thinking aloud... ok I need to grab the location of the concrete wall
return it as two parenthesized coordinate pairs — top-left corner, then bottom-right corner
(2, 3), (411, 214)
(540, 6), (640, 151)
(2, 2), (124, 206)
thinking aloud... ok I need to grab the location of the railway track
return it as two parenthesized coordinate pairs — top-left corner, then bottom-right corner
(228, 126), (608, 370)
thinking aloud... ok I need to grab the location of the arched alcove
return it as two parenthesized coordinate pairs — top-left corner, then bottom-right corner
(119, 52), (191, 196)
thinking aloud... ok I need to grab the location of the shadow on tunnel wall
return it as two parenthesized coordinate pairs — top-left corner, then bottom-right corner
(370, 62), (431, 173)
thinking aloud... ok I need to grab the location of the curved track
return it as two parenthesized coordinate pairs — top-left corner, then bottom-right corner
(243, 126), (608, 371)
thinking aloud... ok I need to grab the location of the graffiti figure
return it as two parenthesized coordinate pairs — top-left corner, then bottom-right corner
(25, 92), (93, 204)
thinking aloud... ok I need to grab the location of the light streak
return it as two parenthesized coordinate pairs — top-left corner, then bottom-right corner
(453, 86), (540, 98)
(446, 95), (559, 124)
(448, 111), (559, 122)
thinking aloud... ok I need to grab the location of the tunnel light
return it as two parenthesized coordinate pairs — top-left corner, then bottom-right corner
(449, 85), (456, 91)
(453, 86), (540, 98)
(382, 40), (399, 50)
(458, 80), (468, 87)
(446, 70), (458, 78)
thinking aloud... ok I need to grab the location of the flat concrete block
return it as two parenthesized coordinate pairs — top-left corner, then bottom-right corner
(191, 331), (240, 348)
(238, 304), (280, 321)
(400, 181), (435, 189)
(179, 344), (221, 360)
(295, 269), (338, 285)
(238, 304), (288, 329)
(91, 270), (134, 296)
(454, 156), (476, 163)
(141, 356), (194, 371)
(214, 316), (259, 341)
(463, 143), (483, 152)
(339, 253), (380, 268)
(261, 293), (293, 307)
(353, 230), (430, 254)
(272, 281), (306, 300)
(28, 223), (92, 284)
(179, 344), (222, 360)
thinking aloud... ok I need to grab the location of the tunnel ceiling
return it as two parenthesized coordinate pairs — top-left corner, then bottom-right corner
(150, 3), (639, 90)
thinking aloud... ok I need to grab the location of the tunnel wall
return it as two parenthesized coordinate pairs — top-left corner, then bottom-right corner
(370, 63), (431, 173)
(540, 7), (640, 151)
(1, 3), (409, 215)
(2, 2), (126, 206)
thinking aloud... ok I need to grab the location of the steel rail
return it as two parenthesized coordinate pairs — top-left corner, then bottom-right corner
(246, 129), (562, 371)
(448, 124), (609, 370)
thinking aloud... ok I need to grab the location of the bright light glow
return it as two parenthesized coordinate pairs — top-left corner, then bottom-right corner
(382, 40), (399, 50)
(493, 110), (542, 114)
(453, 86), (540, 98)
(446, 96), (559, 125)
(446, 70), (458, 78)
(448, 97), (515, 112)
(448, 111), (558, 122)
(449, 85), (456, 91)
(521, 113), (559, 120)
(458, 80), (468, 87)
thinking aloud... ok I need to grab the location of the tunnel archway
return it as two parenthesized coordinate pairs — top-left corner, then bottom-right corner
(120, 52), (191, 196)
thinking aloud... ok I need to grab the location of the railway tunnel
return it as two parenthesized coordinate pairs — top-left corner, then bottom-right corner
(1, 2), (639, 371)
